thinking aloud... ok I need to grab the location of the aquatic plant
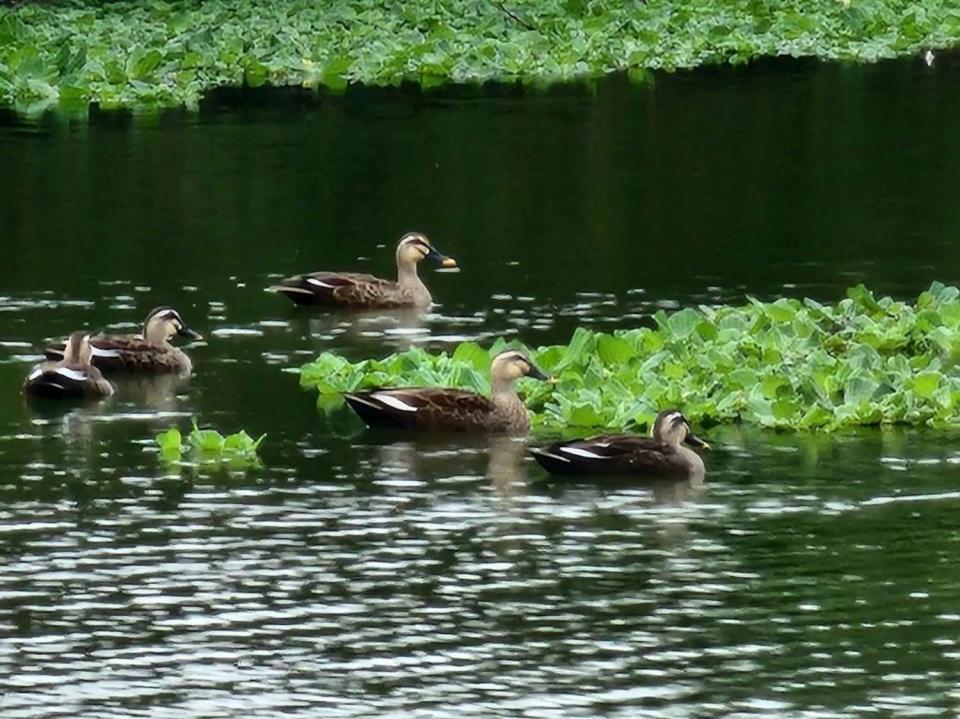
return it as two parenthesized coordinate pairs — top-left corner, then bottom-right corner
(300, 283), (960, 433)
(2, 0), (958, 113)
(155, 421), (266, 465)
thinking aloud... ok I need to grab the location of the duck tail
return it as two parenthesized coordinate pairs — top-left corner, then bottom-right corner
(529, 447), (577, 475)
(23, 368), (88, 399)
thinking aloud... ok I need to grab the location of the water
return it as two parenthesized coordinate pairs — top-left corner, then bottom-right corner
(3, 57), (960, 717)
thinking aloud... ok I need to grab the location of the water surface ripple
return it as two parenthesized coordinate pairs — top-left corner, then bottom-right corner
(4, 59), (960, 717)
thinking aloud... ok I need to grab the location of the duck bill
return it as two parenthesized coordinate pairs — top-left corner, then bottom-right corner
(684, 433), (710, 450)
(526, 363), (554, 383)
(178, 326), (203, 341)
(426, 246), (457, 268)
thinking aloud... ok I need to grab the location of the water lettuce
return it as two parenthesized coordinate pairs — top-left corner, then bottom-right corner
(155, 421), (266, 465)
(300, 283), (960, 432)
(2, 0), (959, 113)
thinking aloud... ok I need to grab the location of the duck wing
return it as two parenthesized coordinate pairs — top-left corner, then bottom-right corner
(270, 272), (402, 307)
(344, 387), (497, 431)
(531, 435), (681, 476)
(45, 335), (172, 372)
(23, 361), (112, 399)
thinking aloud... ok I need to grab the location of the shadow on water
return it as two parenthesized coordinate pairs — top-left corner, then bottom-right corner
(4, 58), (960, 716)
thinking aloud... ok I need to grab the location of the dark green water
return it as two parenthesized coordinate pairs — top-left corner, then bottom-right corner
(4, 58), (960, 717)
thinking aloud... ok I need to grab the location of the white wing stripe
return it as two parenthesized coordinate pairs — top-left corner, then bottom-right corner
(559, 446), (609, 460)
(54, 367), (88, 382)
(306, 278), (337, 289)
(374, 394), (419, 412)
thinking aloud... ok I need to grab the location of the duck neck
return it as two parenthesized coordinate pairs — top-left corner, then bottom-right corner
(677, 444), (705, 475)
(144, 323), (171, 347)
(491, 377), (522, 409)
(397, 260), (422, 289)
(491, 378), (529, 432)
(397, 261), (431, 305)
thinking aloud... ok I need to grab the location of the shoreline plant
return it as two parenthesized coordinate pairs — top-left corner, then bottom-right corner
(300, 283), (960, 433)
(2, 0), (958, 113)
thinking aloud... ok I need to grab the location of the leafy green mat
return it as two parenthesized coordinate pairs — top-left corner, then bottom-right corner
(301, 283), (960, 432)
(3, 0), (958, 112)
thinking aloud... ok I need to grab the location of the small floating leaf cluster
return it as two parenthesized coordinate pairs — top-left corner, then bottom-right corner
(300, 284), (960, 432)
(2, 0), (958, 112)
(155, 421), (266, 465)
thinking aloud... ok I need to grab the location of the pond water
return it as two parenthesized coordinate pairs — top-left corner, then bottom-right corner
(3, 57), (960, 717)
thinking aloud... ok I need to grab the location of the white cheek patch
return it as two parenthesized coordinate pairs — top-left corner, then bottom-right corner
(560, 446), (610, 460)
(374, 394), (419, 412)
(307, 278), (338, 289)
(54, 367), (88, 382)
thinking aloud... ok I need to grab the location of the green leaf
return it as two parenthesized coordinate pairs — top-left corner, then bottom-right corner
(847, 284), (881, 313)
(597, 334), (634, 365)
(190, 424), (225, 453)
(663, 308), (702, 339)
(452, 342), (491, 372)
(913, 371), (941, 400)
(844, 376), (879, 405)
(321, 56), (352, 91)
(155, 427), (182, 452)
(244, 60), (268, 87)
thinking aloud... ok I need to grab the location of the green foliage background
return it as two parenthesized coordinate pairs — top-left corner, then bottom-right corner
(300, 284), (960, 433)
(2, 0), (958, 112)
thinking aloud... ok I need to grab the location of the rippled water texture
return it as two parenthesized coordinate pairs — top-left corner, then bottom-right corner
(3, 59), (960, 717)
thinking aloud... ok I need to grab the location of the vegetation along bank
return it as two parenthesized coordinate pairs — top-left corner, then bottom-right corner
(1, 0), (958, 112)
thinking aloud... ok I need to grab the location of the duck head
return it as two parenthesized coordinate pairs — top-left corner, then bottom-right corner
(653, 410), (710, 449)
(63, 331), (93, 367)
(143, 307), (202, 345)
(490, 350), (552, 386)
(396, 232), (457, 270)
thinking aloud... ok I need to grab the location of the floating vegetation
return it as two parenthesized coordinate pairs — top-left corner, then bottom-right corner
(155, 421), (266, 466)
(2, 0), (958, 112)
(300, 283), (960, 432)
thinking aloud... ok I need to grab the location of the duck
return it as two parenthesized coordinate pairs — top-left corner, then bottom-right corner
(45, 307), (201, 376)
(269, 232), (457, 308)
(24, 332), (113, 400)
(530, 410), (709, 478)
(344, 350), (551, 433)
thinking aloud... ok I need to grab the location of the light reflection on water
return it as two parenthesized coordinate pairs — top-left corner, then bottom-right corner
(3, 378), (960, 718)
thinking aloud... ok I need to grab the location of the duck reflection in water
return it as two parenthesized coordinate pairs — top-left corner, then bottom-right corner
(306, 306), (430, 353)
(360, 434), (531, 500)
(110, 373), (191, 413)
(485, 435), (529, 500)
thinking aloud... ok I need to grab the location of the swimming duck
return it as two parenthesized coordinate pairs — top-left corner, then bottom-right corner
(344, 350), (551, 433)
(45, 307), (201, 376)
(530, 410), (709, 478)
(24, 332), (113, 400)
(269, 232), (457, 308)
